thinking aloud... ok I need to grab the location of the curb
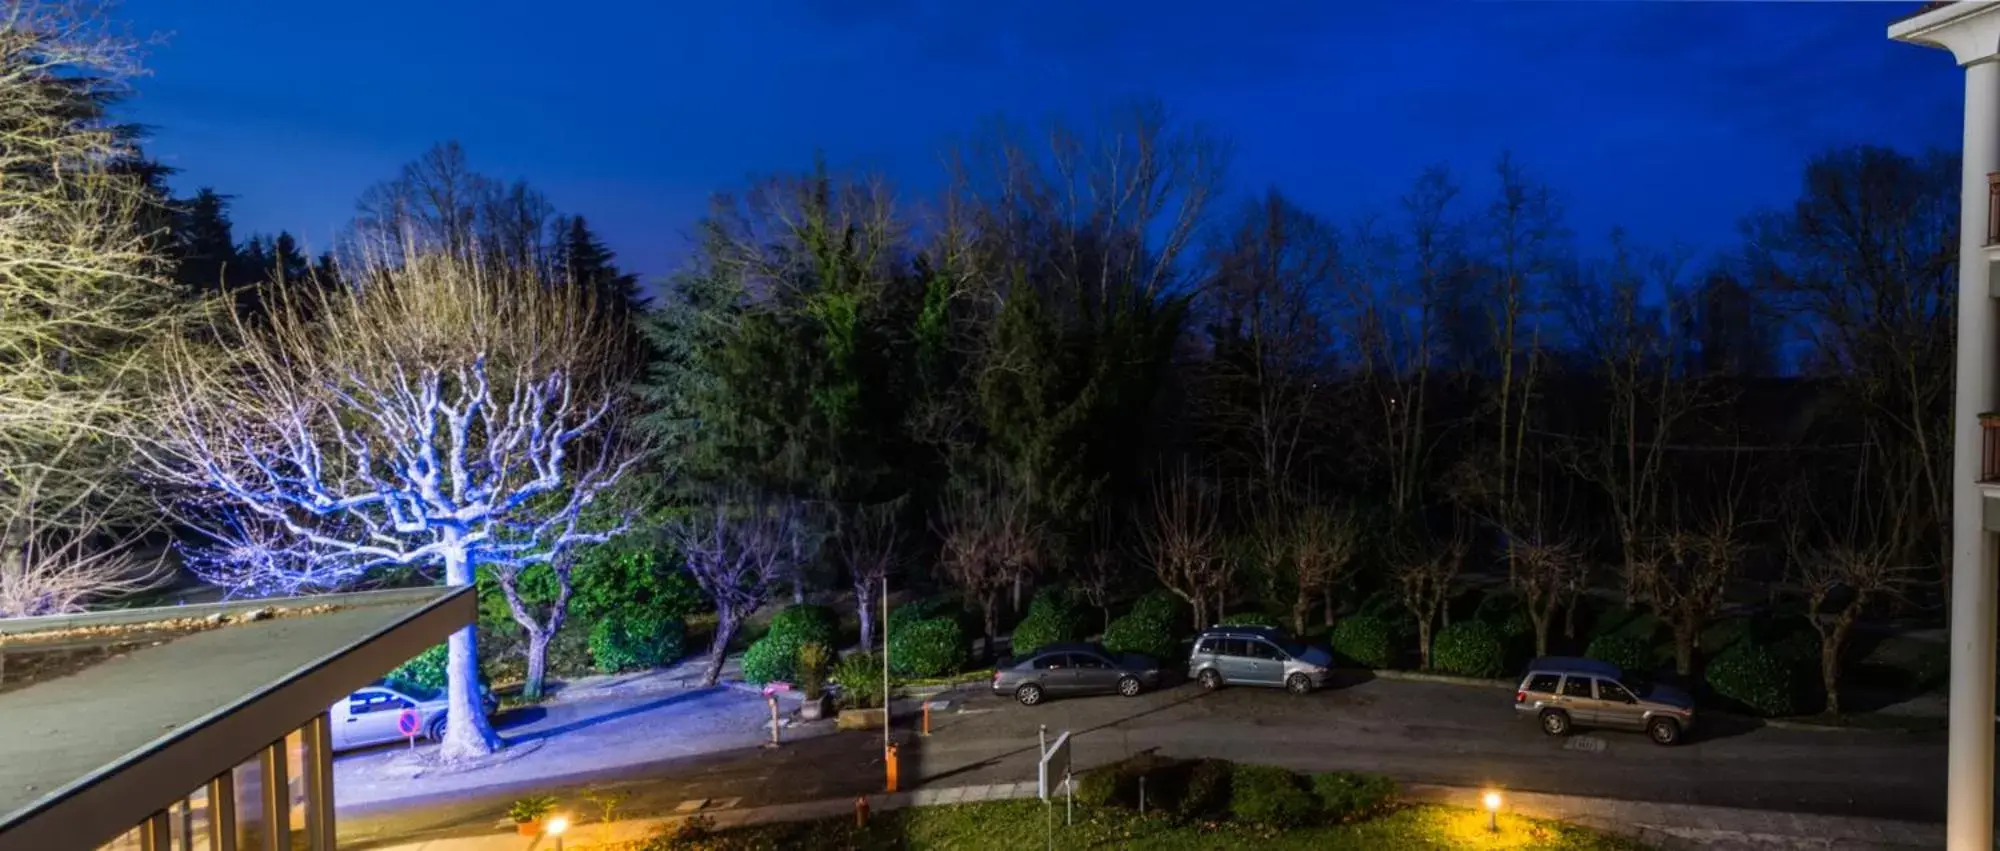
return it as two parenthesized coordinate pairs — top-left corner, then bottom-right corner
(1359, 667), (1513, 689)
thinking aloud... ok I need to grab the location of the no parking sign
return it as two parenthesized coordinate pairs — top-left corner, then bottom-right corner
(398, 709), (422, 748)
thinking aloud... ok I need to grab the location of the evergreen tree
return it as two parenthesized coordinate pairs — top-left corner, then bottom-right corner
(556, 215), (644, 315)
(172, 188), (239, 295)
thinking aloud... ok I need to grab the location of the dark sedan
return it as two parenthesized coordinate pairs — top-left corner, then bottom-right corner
(992, 642), (1163, 706)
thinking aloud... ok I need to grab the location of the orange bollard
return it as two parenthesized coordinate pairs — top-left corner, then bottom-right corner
(921, 702), (931, 737)
(855, 796), (870, 827)
(884, 742), (900, 793)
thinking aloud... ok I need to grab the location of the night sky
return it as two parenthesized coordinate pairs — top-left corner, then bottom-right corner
(122, 0), (1964, 281)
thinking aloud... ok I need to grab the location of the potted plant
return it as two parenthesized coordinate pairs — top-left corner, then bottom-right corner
(508, 794), (557, 836)
(797, 643), (832, 721)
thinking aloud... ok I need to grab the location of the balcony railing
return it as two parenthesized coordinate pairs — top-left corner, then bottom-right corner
(1989, 173), (2000, 247)
(1983, 413), (2000, 484)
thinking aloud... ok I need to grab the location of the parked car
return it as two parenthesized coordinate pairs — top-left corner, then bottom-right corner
(1187, 625), (1333, 694)
(1513, 656), (1696, 746)
(328, 680), (498, 752)
(992, 643), (1163, 706)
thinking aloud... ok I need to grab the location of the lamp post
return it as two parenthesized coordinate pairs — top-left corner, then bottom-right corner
(1483, 790), (1501, 833)
(546, 814), (569, 851)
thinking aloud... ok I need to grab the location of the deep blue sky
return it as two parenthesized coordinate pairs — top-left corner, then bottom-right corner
(121, 1), (1963, 282)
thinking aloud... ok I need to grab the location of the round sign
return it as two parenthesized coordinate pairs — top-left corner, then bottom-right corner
(397, 709), (422, 738)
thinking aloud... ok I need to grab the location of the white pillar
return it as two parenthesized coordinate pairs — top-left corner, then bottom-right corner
(1949, 56), (2000, 851)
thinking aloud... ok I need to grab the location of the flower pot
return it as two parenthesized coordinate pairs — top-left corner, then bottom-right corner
(835, 707), (885, 731)
(515, 820), (541, 837)
(800, 694), (830, 721)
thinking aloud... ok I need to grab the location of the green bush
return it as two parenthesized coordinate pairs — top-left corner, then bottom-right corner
(1102, 611), (1178, 663)
(889, 597), (961, 632)
(1707, 641), (1808, 717)
(1218, 611), (1281, 628)
(889, 617), (968, 678)
(1011, 586), (1085, 657)
(1473, 591), (1533, 641)
(1312, 772), (1396, 823)
(1128, 590), (1185, 626)
(742, 604), (841, 685)
(1329, 615), (1399, 669)
(1430, 620), (1506, 678)
(831, 651), (885, 709)
(388, 643), (449, 692)
(589, 613), (685, 674)
(1584, 633), (1653, 675)
(1076, 753), (1174, 809)
(572, 541), (708, 623)
(1177, 759), (1234, 820)
(1229, 765), (1319, 828)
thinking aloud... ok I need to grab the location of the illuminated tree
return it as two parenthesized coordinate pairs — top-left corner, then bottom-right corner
(148, 247), (633, 761)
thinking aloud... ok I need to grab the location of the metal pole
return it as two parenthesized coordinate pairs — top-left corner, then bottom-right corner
(882, 575), (891, 759)
(1065, 773), (1072, 826)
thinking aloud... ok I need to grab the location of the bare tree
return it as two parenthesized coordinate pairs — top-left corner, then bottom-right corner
(1394, 533), (1468, 670)
(1280, 502), (1362, 636)
(934, 480), (1039, 659)
(673, 497), (807, 686)
(1139, 462), (1226, 631)
(1636, 490), (1751, 678)
(1781, 480), (1920, 715)
(1511, 538), (1585, 657)
(147, 248), (633, 761)
(0, 440), (168, 617)
(834, 500), (902, 651)
(1478, 154), (1564, 548)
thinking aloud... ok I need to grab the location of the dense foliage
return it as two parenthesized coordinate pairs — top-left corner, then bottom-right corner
(1330, 615), (1400, 670)
(1010, 586), (1086, 656)
(1706, 641), (1810, 718)
(889, 617), (969, 678)
(743, 604), (840, 685)
(589, 612), (686, 674)
(1102, 609), (1179, 664)
(1429, 620), (1507, 678)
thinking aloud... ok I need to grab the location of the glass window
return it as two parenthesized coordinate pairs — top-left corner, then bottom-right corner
(1597, 680), (1635, 703)
(1194, 638), (1217, 655)
(1525, 673), (1561, 694)
(1246, 641), (1285, 661)
(1215, 639), (1247, 658)
(1033, 654), (1068, 670)
(1560, 675), (1593, 698)
(350, 691), (413, 715)
(1072, 654), (1108, 670)
(171, 786), (214, 851)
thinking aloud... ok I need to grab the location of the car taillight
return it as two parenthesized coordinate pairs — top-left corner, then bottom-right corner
(1514, 690), (1525, 704)
(993, 670), (1003, 682)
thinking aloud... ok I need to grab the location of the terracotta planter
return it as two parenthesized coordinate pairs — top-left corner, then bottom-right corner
(800, 694), (830, 721)
(835, 707), (885, 731)
(515, 820), (541, 837)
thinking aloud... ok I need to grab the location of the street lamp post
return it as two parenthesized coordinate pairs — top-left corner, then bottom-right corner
(546, 814), (569, 851)
(1483, 791), (1501, 833)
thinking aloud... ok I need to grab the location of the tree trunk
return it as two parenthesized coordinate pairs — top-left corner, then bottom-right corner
(1529, 606), (1551, 658)
(1324, 590), (1335, 628)
(1416, 619), (1434, 670)
(1012, 575), (1023, 617)
(439, 544), (500, 761)
(523, 628), (551, 701)
(703, 607), (737, 687)
(982, 597), (999, 662)
(1292, 593), (1312, 638)
(1562, 593), (1578, 640)
(793, 576), (805, 605)
(855, 576), (876, 652)
(1672, 619), (1696, 678)
(1823, 612), (1858, 716)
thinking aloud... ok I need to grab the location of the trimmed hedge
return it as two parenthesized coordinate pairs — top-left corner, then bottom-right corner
(1011, 586), (1086, 657)
(1128, 590), (1186, 626)
(1102, 611), (1178, 663)
(1312, 772), (1396, 823)
(1430, 620), (1506, 678)
(1584, 633), (1653, 676)
(889, 617), (969, 678)
(1178, 759), (1234, 820)
(889, 597), (961, 632)
(1707, 641), (1809, 717)
(1229, 765), (1319, 828)
(1329, 615), (1398, 669)
(589, 613), (686, 674)
(1218, 611), (1281, 628)
(742, 604), (840, 685)
(1076, 753), (1175, 809)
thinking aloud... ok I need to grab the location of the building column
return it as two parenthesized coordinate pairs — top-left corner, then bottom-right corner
(1950, 56), (2000, 851)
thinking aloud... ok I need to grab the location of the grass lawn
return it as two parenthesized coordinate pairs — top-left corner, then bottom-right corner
(639, 799), (1646, 850)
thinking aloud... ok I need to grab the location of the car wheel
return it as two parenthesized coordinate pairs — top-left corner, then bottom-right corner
(425, 714), (447, 742)
(1539, 709), (1571, 737)
(1117, 676), (1143, 697)
(1016, 683), (1044, 706)
(1286, 673), (1313, 695)
(1647, 717), (1681, 746)
(1197, 669), (1222, 690)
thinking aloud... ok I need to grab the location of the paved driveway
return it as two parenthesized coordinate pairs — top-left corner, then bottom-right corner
(336, 673), (1953, 848)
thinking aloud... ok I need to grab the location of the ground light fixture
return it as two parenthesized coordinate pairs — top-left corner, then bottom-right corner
(1483, 790), (1502, 832)
(546, 814), (570, 850)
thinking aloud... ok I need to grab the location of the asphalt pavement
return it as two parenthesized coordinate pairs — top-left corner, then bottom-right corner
(334, 672), (1953, 849)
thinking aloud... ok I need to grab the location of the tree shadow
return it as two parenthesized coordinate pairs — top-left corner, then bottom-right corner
(505, 687), (728, 744)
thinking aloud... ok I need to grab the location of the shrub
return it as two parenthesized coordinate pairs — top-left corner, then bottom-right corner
(831, 651), (885, 709)
(1177, 759), (1234, 820)
(796, 643), (832, 700)
(388, 643), (449, 692)
(889, 597), (961, 632)
(590, 613), (686, 674)
(572, 541), (708, 623)
(1218, 611), (1281, 628)
(1076, 753), (1174, 808)
(1329, 615), (1399, 669)
(1430, 620), (1506, 678)
(1011, 587), (1085, 657)
(890, 617), (968, 678)
(1585, 633), (1653, 676)
(1707, 641), (1809, 717)
(1102, 611), (1178, 663)
(742, 604), (840, 685)
(1311, 772), (1396, 822)
(1128, 590), (1185, 626)
(1473, 591), (1532, 641)
(1228, 765), (1319, 828)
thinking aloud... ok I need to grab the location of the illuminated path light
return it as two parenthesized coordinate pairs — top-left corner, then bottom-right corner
(1889, 4), (2000, 849)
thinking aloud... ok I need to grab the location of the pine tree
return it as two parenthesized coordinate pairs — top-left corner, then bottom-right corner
(556, 215), (644, 316)
(172, 188), (239, 295)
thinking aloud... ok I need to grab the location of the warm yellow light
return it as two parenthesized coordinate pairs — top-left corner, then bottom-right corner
(546, 815), (569, 836)
(1482, 791), (1502, 812)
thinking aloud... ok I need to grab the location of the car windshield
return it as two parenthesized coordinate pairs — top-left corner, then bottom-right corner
(1282, 641), (1311, 658)
(1621, 674), (1655, 697)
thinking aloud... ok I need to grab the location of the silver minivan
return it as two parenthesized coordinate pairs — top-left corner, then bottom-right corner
(1513, 657), (1696, 746)
(1187, 626), (1333, 695)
